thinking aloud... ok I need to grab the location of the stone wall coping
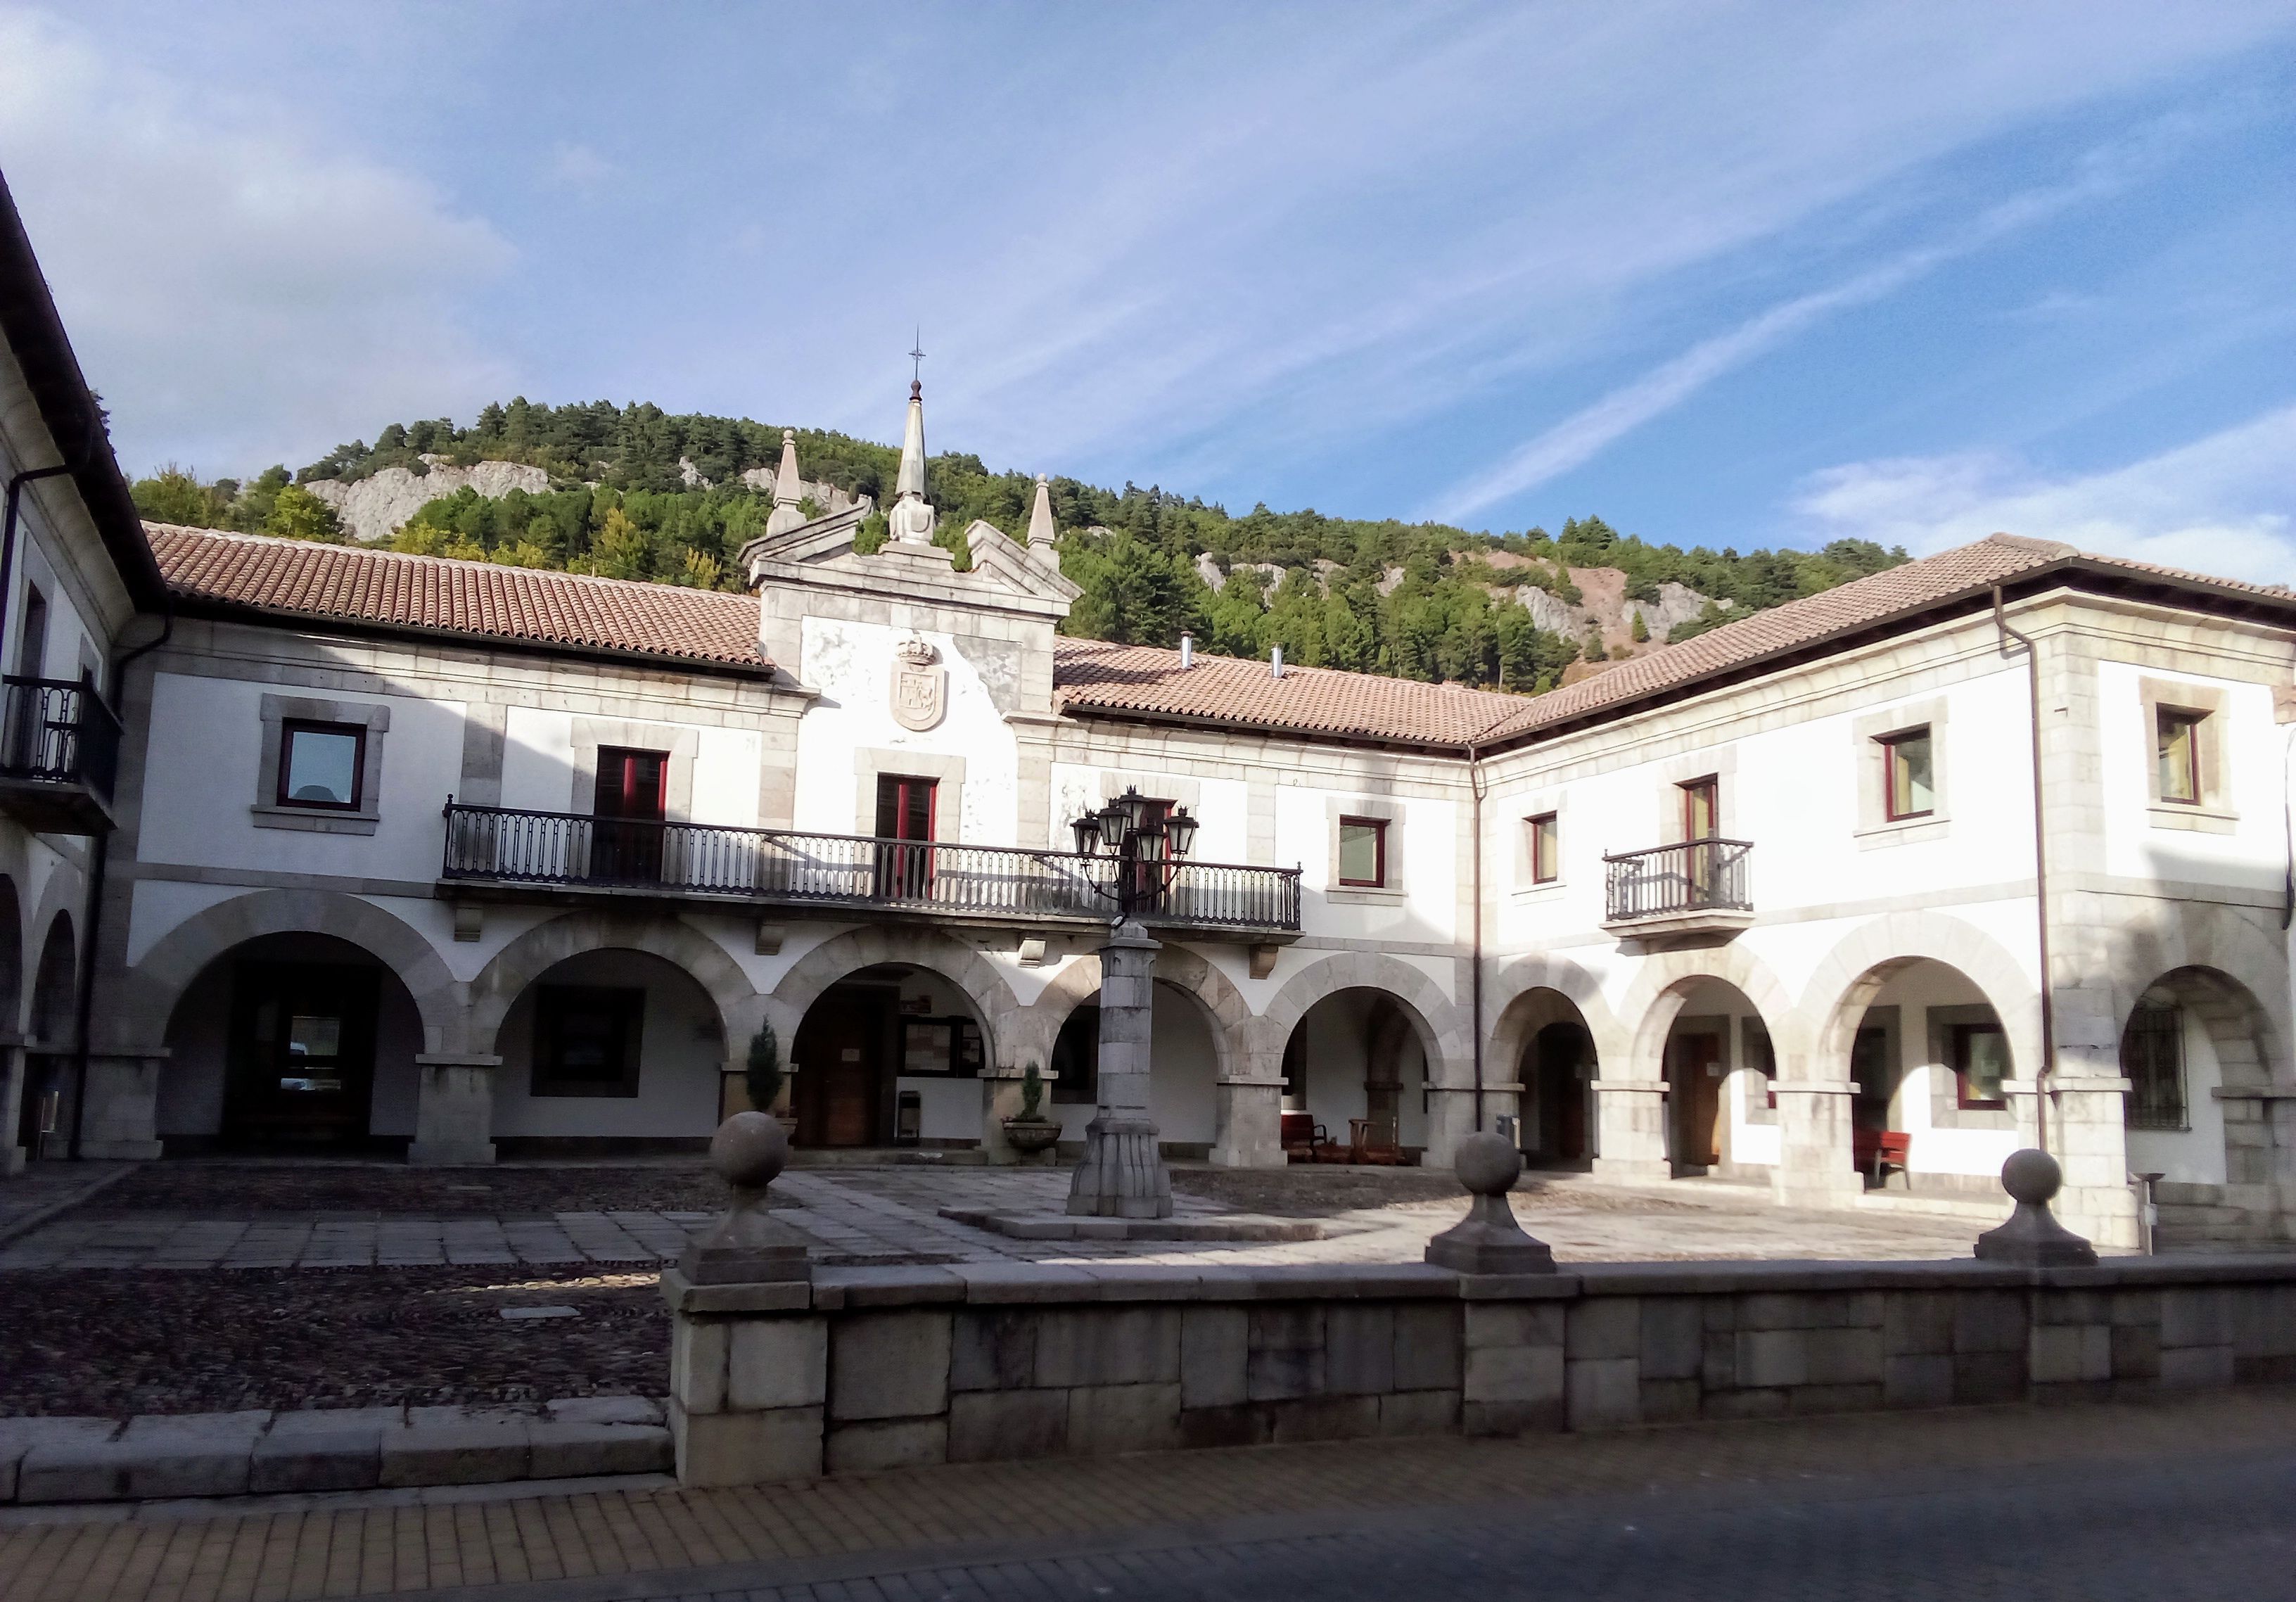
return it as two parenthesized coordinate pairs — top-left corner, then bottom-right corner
(788, 1252), (2296, 1313)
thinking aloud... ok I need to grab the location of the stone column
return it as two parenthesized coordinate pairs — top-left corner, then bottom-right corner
(408, 1053), (502, 1166)
(2046, 1075), (2141, 1251)
(1422, 1087), (1480, 1170)
(1589, 1077), (1670, 1183)
(1066, 920), (1171, 1218)
(1211, 1074), (1283, 1168)
(0, 1036), (25, 1174)
(1769, 1078), (1863, 1209)
(78, 1052), (166, 1159)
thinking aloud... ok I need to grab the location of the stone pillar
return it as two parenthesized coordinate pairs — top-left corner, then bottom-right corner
(1589, 1077), (1669, 1183)
(78, 1052), (166, 1159)
(1769, 1079), (1863, 1209)
(1211, 1074), (1283, 1168)
(1066, 920), (1171, 1218)
(2046, 1076), (2141, 1251)
(0, 1038), (25, 1174)
(408, 1053), (501, 1166)
(1423, 1086), (1479, 1171)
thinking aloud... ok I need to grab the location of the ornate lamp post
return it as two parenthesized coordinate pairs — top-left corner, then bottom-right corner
(1062, 787), (1197, 1218)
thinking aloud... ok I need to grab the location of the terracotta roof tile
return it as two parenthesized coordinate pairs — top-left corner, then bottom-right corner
(148, 523), (768, 670)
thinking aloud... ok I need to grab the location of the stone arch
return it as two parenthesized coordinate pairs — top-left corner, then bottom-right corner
(767, 924), (1019, 1067)
(1486, 951), (1627, 1082)
(1799, 912), (2041, 1081)
(1615, 941), (1800, 1072)
(1249, 951), (1467, 1084)
(2129, 965), (2280, 1093)
(1005, 941), (1251, 1083)
(28, 910), (74, 1046)
(0, 873), (24, 1039)
(119, 889), (461, 1055)
(471, 911), (758, 1057)
(2099, 903), (2290, 1083)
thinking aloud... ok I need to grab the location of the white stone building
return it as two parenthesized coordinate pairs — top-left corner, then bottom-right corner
(5, 182), (2292, 1255)
(0, 176), (173, 1175)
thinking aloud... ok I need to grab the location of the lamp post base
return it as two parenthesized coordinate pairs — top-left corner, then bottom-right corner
(1066, 1112), (1173, 1219)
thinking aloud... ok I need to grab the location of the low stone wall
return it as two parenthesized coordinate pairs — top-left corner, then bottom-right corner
(663, 1255), (2296, 1485)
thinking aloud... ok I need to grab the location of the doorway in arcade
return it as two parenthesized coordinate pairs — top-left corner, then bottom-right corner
(791, 964), (986, 1148)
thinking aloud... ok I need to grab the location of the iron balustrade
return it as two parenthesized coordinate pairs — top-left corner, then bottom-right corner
(439, 801), (1302, 932)
(0, 675), (120, 805)
(1602, 837), (1753, 923)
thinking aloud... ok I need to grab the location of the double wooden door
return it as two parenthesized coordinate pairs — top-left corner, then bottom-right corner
(794, 988), (888, 1148)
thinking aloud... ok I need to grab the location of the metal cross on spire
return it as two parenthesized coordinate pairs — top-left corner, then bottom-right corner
(909, 329), (926, 386)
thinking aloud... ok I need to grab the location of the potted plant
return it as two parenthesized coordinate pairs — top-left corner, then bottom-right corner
(746, 1023), (795, 1135)
(1002, 1061), (1062, 1157)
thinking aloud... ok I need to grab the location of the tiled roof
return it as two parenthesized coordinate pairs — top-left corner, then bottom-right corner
(148, 523), (769, 670)
(1054, 535), (2296, 750)
(1051, 637), (1527, 745)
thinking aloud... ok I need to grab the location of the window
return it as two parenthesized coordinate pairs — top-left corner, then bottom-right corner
(276, 720), (366, 810)
(1337, 816), (1387, 887)
(2122, 1001), (2188, 1131)
(15, 585), (45, 678)
(2157, 708), (2204, 805)
(1679, 776), (1718, 839)
(530, 985), (644, 1098)
(1528, 813), (1560, 884)
(1953, 1022), (2010, 1110)
(875, 773), (937, 840)
(1881, 729), (1934, 820)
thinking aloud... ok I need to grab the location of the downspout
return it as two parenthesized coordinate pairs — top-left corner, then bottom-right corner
(65, 596), (172, 1159)
(1466, 728), (1489, 1133)
(1993, 585), (2052, 1157)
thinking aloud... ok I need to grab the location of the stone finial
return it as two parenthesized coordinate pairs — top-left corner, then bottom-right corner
(678, 1112), (810, 1285)
(764, 428), (808, 538)
(1026, 472), (1057, 549)
(1424, 1131), (1556, 1274)
(1972, 1148), (2098, 1267)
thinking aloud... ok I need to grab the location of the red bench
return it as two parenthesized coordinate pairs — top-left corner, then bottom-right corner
(1853, 1129), (1911, 1187)
(1282, 1111), (1332, 1164)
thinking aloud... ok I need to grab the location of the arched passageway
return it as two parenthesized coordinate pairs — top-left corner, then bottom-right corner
(1655, 978), (1775, 1179)
(1045, 978), (1223, 1153)
(1492, 986), (1599, 1170)
(492, 947), (727, 1152)
(2118, 965), (2283, 1243)
(791, 963), (992, 1149)
(158, 931), (427, 1152)
(1277, 988), (1432, 1162)
(1825, 957), (2016, 1194)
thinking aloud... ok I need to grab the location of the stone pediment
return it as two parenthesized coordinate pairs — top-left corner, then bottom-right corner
(741, 511), (1078, 610)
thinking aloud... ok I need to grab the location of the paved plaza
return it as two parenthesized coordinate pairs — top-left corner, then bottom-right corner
(0, 1162), (1991, 1272)
(1, 1386), (2288, 1602)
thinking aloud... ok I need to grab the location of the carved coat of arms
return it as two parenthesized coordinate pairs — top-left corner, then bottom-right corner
(891, 637), (946, 732)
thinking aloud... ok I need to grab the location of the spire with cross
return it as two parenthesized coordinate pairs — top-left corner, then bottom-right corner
(908, 329), (925, 396)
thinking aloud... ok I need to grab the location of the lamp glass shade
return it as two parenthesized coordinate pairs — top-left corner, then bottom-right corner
(1096, 796), (1133, 846)
(1070, 812), (1102, 856)
(1164, 805), (1199, 858)
(1116, 786), (1151, 834)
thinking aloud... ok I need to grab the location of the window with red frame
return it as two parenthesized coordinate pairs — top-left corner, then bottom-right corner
(1337, 816), (1386, 887)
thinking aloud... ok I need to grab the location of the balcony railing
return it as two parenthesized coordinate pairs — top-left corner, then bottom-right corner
(440, 801), (1302, 933)
(1602, 838), (1753, 925)
(0, 675), (121, 832)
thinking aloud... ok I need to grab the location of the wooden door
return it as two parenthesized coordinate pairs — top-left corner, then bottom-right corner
(1534, 1022), (1589, 1162)
(592, 747), (668, 882)
(794, 990), (884, 1147)
(224, 963), (379, 1148)
(1672, 1031), (1724, 1169)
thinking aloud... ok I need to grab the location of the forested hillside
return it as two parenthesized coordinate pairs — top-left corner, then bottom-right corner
(129, 398), (1907, 696)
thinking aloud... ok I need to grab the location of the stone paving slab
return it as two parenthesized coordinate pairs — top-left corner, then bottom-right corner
(0, 1212), (714, 1271)
(0, 1398), (668, 1506)
(3, 1385), (2290, 1602)
(0, 1165), (137, 1249)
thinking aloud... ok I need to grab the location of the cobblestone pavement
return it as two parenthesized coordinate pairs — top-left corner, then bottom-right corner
(0, 1166), (1984, 1271)
(4, 1387), (2291, 1602)
(0, 1164), (1988, 1271)
(0, 1165), (134, 1248)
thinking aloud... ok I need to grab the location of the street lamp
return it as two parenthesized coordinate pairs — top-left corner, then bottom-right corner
(1067, 787), (1197, 920)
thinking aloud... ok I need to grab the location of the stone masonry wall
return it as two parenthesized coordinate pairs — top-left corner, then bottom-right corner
(663, 1257), (2296, 1486)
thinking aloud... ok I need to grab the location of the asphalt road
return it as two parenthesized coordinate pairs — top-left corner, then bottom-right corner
(388, 1440), (2296, 1602)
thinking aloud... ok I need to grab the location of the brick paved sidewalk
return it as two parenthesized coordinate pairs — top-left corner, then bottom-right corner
(6, 1385), (2292, 1602)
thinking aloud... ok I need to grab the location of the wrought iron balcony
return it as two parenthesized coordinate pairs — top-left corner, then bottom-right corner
(439, 801), (1302, 935)
(1602, 838), (1754, 937)
(0, 675), (121, 834)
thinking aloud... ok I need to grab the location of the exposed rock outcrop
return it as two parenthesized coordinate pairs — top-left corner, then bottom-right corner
(303, 457), (551, 544)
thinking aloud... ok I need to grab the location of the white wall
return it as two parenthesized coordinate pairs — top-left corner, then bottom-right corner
(491, 948), (725, 1139)
(1862, 960), (2020, 1180)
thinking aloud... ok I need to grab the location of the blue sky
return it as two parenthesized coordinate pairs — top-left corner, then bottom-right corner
(4, 2), (2294, 578)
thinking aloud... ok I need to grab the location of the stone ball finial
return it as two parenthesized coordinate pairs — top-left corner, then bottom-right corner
(2000, 1148), (2061, 1207)
(1454, 1131), (1524, 1198)
(710, 1110), (789, 1193)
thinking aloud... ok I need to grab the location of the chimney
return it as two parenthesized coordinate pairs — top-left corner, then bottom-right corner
(1270, 644), (1284, 680)
(1179, 632), (1194, 670)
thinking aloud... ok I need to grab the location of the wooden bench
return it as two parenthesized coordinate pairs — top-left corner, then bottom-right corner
(1348, 1116), (1404, 1166)
(1853, 1129), (1911, 1187)
(1282, 1110), (1332, 1164)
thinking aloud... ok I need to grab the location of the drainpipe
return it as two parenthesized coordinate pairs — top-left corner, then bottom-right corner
(1994, 585), (2052, 1157)
(1465, 730), (1488, 1134)
(67, 599), (172, 1158)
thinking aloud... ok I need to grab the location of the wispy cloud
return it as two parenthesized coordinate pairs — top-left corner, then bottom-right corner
(1785, 402), (2296, 584)
(0, 6), (516, 471)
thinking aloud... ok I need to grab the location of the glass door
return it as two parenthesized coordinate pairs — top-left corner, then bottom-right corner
(592, 746), (668, 883)
(874, 775), (937, 901)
